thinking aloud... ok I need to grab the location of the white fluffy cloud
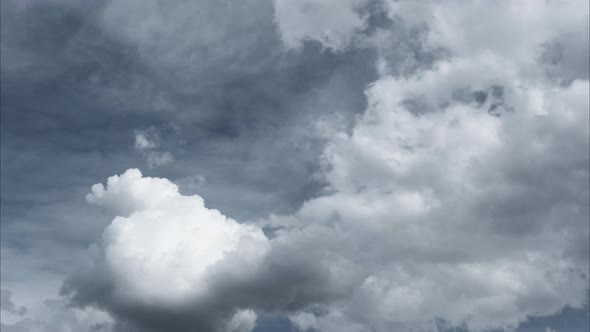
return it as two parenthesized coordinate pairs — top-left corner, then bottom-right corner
(71, 169), (269, 331)
(91, 169), (268, 306)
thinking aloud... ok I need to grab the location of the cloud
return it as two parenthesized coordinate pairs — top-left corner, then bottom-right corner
(273, 0), (369, 51)
(144, 151), (174, 168)
(133, 128), (174, 168)
(96, 0), (278, 84)
(4, 0), (587, 331)
(65, 169), (355, 331)
(1, 289), (27, 317)
(67, 169), (269, 331)
(272, 5), (588, 332)
(274, 69), (588, 331)
(272, 0), (589, 82)
(224, 310), (257, 332)
(134, 129), (159, 151)
(264, 2), (589, 330)
(65, 67), (590, 331)
(0, 2), (375, 324)
(268, 1), (589, 330)
(86, 169), (269, 305)
(0, 296), (113, 332)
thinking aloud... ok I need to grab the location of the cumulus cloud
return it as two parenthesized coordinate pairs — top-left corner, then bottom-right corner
(68, 169), (268, 330)
(78, 170), (266, 291)
(65, 169), (353, 331)
(88, 169), (268, 304)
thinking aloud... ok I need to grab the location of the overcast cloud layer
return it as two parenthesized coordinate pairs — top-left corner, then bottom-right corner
(1, 1), (589, 332)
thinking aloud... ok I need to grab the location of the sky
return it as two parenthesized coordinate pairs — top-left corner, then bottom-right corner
(0, 1), (589, 332)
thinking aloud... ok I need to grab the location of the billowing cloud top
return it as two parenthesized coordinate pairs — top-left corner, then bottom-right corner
(69, 169), (269, 331)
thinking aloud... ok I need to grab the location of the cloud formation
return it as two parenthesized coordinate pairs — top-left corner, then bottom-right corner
(1, 296), (113, 332)
(66, 169), (269, 331)
(65, 170), (355, 331)
(1, 289), (27, 317)
(265, 1), (590, 330)
(133, 128), (174, 168)
(133, 129), (159, 151)
(273, 0), (369, 51)
(283, 68), (589, 332)
(2, 0), (588, 331)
